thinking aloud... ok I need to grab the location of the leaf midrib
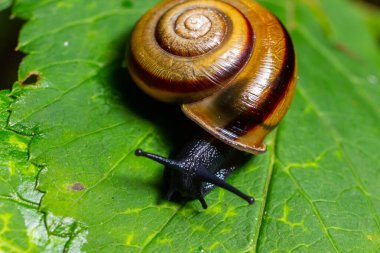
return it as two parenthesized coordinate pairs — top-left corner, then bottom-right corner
(251, 129), (278, 252)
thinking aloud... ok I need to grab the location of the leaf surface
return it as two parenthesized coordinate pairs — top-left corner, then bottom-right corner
(0, 90), (74, 252)
(0, 0), (11, 11)
(1, 0), (380, 252)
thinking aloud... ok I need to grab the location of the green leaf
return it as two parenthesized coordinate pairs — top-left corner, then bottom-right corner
(0, 0), (11, 11)
(0, 90), (73, 252)
(1, 0), (380, 252)
(358, 1), (380, 43)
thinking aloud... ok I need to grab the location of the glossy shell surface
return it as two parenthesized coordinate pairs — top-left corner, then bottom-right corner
(128, 0), (297, 154)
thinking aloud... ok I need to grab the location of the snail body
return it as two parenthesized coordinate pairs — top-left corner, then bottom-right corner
(129, 0), (297, 209)
(136, 134), (251, 209)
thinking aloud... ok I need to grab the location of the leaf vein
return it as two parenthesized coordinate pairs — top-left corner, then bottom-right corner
(298, 87), (380, 233)
(251, 128), (279, 252)
(287, 172), (340, 252)
(19, 9), (145, 50)
(298, 27), (380, 119)
(62, 127), (156, 216)
(138, 206), (183, 252)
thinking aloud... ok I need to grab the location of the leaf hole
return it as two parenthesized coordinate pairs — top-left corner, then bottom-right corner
(21, 72), (40, 86)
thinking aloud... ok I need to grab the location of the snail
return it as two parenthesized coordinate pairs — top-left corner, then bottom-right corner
(128, 0), (297, 209)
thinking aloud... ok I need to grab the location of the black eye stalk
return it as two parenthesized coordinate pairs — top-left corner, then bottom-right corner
(135, 148), (254, 209)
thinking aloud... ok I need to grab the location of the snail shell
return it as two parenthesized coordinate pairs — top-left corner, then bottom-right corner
(128, 0), (297, 154)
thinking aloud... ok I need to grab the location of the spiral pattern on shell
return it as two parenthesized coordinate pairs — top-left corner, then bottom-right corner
(129, 0), (254, 102)
(156, 7), (228, 57)
(128, 0), (297, 154)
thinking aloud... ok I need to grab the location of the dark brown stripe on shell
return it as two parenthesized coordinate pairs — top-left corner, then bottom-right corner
(129, 55), (216, 92)
(219, 22), (296, 140)
(129, 17), (254, 94)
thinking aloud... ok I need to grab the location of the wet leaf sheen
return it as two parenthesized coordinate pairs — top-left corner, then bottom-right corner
(1, 0), (379, 252)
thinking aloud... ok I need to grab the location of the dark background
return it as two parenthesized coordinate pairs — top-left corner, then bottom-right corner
(0, 8), (24, 89)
